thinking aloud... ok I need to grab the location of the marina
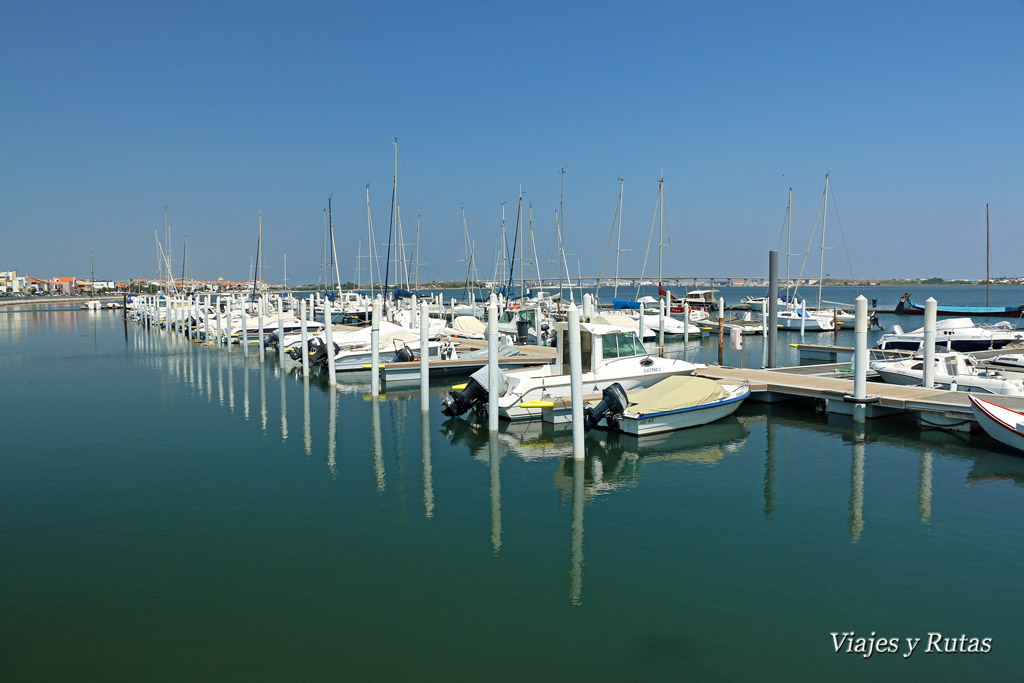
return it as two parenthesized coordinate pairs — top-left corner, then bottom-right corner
(5, 2), (1023, 677)
(4, 285), (1024, 680)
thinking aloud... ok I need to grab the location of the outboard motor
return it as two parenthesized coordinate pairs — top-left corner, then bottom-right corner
(310, 340), (339, 367)
(288, 337), (318, 361)
(394, 344), (417, 363)
(583, 382), (629, 431)
(516, 319), (530, 344)
(265, 331), (279, 349)
(441, 366), (507, 418)
(441, 376), (489, 417)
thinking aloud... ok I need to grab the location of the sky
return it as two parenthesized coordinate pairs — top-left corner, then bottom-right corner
(2, 0), (1022, 285)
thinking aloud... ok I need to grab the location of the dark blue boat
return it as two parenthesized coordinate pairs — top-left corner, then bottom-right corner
(894, 293), (1024, 317)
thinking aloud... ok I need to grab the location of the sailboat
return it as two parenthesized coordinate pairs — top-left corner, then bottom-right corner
(777, 177), (837, 331)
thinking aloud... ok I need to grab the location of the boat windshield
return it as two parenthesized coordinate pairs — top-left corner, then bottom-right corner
(602, 332), (647, 359)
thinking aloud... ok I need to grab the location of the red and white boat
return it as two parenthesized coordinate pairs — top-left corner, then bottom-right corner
(969, 395), (1024, 455)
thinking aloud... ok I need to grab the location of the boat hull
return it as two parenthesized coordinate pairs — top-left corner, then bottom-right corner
(617, 386), (749, 436)
(895, 294), (1024, 317)
(499, 364), (696, 421)
(969, 395), (1024, 454)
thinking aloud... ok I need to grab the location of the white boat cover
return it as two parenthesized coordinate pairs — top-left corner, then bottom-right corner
(452, 316), (487, 336)
(592, 314), (640, 328)
(627, 376), (730, 415)
(333, 320), (418, 348)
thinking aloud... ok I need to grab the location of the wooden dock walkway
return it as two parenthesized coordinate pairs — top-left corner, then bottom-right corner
(694, 363), (1024, 430)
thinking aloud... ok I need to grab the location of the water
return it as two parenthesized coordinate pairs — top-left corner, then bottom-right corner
(3, 299), (1024, 681)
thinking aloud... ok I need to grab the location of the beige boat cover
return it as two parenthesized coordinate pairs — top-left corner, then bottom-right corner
(452, 315), (487, 336)
(627, 375), (730, 415)
(592, 314), (640, 330)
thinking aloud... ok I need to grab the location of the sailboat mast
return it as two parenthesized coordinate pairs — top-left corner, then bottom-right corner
(321, 209), (327, 292)
(283, 253), (287, 290)
(518, 190), (524, 302)
(560, 168), (565, 302)
(251, 212), (261, 299)
(356, 239), (362, 291)
(163, 206), (171, 286)
(90, 252), (94, 296)
(786, 186), (792, 302)
(818, 173), (829, 308)
(365, 185), (376, 298)
(328, 195), (341, 295)
(658, 177), (664, 292)
(986, 203), (990, 306)
(614, 178), (624, 301)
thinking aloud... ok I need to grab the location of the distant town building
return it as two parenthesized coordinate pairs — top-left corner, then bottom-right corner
(52, 276), (79, 295)
(0, 270), (26, 293)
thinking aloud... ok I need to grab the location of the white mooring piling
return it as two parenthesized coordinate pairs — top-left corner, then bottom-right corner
(257, 306), (265, 362)
(324, 304), (336, 385)
(216, 297), (223, 346)
(659, 296), (665, 357)
(371, 297), (381, 396)
(684, 301), (690, 344)
(277, 297), (285, 367)
(300, 299), (309, 376)
(568, 302), (585, 459)
(853, 295), (869, 423)
(923, 297), (937, 389)
(488, 294), (499, 433)
(241, 299), (248, 350)
(420, 301), (430, 412)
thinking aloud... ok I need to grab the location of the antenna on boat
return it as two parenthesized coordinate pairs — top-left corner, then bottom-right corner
(986, 203), (990, 306)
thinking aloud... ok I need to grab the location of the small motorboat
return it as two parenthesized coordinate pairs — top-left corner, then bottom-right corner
(875, 318), (1024, 352)
(989, 354), (1024, 369)
(871, 352), (1024, 396)
(969, 395), (1024, 455)
(583, 376), (750, 436)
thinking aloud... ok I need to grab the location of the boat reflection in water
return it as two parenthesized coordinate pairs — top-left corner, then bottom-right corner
(441, 414), (749, 605)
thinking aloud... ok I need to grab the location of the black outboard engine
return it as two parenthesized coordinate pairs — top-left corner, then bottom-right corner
(516, 319), (530, 344)
(583, 383), (629, 431)
(441, 377), (489, 417)
(394, 344), (417, 363)
(288, 337), (318, 361)
(310, 340), (339, 367)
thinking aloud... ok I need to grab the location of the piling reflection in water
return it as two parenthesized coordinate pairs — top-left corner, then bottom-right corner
(372, 397), (385, 492)
(764, 420), (776, 518)
(421, 414), (434, 519)
(569, 456), (585, 605)
(227, 352), (235, 412)
(849, 424), (865, 543)
(919, 451), (933, 523)
(243, 353), (250, 420)
(327, 388), (337, 476)
(259, 361), (267, 433)
(489, 431), (502, 553)
(279, 366), (288, 442)
(303, 375), (311, 455)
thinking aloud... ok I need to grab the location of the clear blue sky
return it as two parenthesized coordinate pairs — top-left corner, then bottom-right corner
(2, 0), (1022, 284)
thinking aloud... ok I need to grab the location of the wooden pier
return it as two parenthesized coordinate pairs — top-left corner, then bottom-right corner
(694, 363), (1024, 431)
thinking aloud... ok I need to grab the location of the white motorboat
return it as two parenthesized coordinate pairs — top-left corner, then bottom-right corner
(989, 354), (1024, 369)
(583, 376), (750, 436)
(870, 352), (1024, 396)
(776, 306), (836, 331)
(968, 395), (1024, 455)
(875, 318), (1024, 352)
(441, 322), (703, 421)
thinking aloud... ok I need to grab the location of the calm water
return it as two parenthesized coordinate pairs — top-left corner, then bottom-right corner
(3, 289), (1024, 681)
